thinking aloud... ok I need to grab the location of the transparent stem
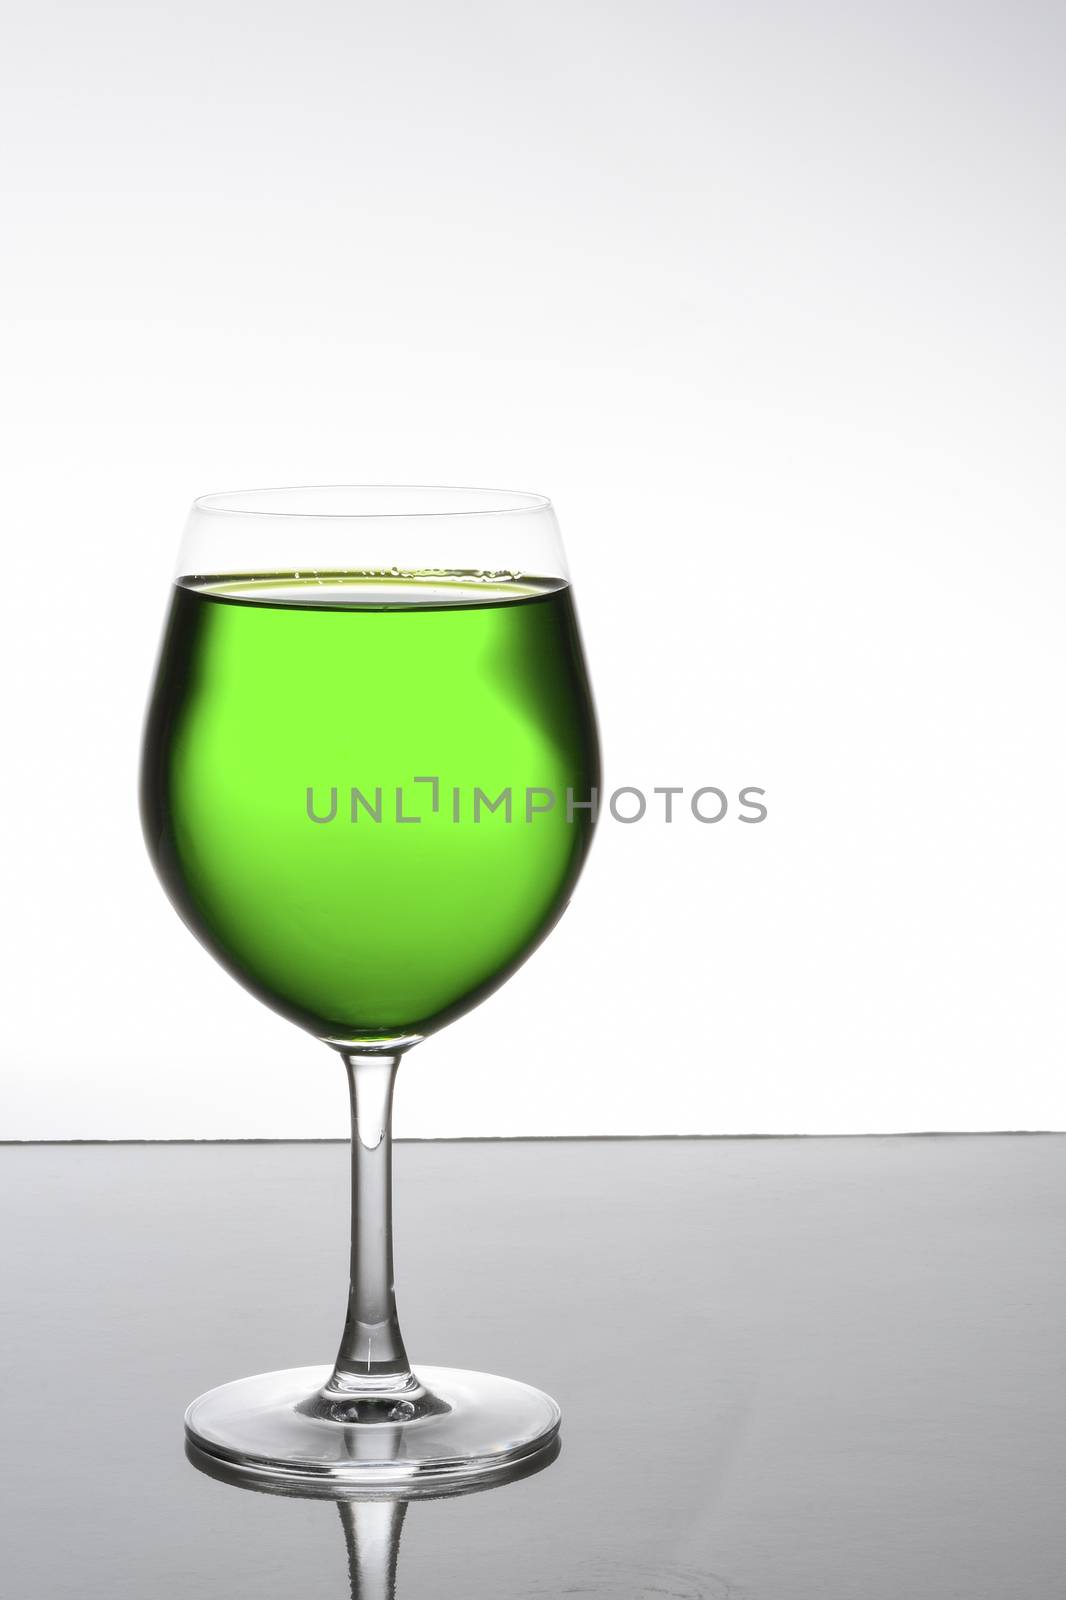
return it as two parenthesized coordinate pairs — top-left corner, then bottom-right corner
(337, 1499), (408, 1600)
(330, 1052), (412, 1391)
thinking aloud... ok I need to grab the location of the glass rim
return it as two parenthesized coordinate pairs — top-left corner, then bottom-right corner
(193, 485), (553, 521)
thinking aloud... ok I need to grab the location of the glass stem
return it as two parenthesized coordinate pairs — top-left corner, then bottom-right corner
(329, 1052), (412, 1391)
(338, 1499), (408, 1600)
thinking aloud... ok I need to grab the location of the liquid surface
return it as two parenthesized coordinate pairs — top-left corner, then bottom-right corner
(141, 573), (599, 1046)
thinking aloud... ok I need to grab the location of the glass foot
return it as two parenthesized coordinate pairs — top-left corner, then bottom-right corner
(185, 1365), (561, 1491)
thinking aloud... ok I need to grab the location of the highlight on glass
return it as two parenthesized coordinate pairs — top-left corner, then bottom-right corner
(141, 485), (600, 1487)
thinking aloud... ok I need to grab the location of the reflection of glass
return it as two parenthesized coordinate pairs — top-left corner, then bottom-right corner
(187, 1434), (561, 1599)
(338, 1501), (406, 1600)
(143, 487), (599, 1488)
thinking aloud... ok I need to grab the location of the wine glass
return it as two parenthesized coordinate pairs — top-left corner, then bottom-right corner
(141, 486), (599, 1488)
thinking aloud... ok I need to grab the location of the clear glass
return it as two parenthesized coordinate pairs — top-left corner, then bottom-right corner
(141, 485), (599, 1487)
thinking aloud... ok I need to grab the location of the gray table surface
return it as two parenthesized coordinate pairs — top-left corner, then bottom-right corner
(1, 1136), (1063, 1598)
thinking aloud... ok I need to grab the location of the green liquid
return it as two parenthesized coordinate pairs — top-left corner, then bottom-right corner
(141, 573), (599, 1047)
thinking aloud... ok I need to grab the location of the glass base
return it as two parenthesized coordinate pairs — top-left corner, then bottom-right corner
(185, 1365), (561, 1491)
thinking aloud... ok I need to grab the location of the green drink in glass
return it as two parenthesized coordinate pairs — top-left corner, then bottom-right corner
(143, 571), (597, 1048)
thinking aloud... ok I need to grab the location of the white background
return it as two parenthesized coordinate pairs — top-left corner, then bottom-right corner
(2, 1), (1063, 1139)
